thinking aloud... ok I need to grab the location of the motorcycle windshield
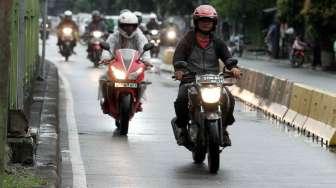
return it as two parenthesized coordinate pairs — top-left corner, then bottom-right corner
(118, 49), (137, 70)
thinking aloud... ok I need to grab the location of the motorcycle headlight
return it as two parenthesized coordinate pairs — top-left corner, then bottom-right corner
(167, 30), (176, 40)
(128, 67), (144, 80)
(93, 31), (103, 38)
(111, 66), (126, 80)
(62, 27), (73, 35)
(201, 87), (221, 103)
(150, 30), (159, 35)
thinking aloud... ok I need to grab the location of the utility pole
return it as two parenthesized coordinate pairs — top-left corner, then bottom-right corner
(0, 0), (13, 175)
(38, 0), (48, 80)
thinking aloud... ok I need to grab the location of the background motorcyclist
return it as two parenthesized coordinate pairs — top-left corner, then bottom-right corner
(161, 17), (180, 46)
(86, 10), (108, 55)
(146, 13), (160, 31)
(134, 11), (147, 34)
(86, 10), (108, 35)
(173, 5), (241, 146)
(40, 17), (52, 39)
(100, 11), (151, 111)
(56, 10), (79, 52)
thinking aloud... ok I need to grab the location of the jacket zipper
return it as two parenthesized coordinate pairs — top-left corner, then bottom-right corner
(202, 49), (205, 74)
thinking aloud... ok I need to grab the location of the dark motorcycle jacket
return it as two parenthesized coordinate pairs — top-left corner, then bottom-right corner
(173, 30), (236, 74)
(86, 20), (107, 33)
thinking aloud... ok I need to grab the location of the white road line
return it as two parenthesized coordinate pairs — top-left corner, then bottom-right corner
(58, 70), (88, 188)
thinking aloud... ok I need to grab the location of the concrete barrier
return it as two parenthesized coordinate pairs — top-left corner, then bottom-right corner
(233, 65), (336, 146)
(320, 92), (336, 128)
(162, 47), (175, 65)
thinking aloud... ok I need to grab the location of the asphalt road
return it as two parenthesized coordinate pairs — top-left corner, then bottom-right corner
(44, 36), (336, 188)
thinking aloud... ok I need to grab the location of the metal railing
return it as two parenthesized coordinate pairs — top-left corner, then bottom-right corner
(9, 0), (40, 111)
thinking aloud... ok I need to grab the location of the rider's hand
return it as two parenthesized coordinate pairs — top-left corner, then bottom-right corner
(230, 68), (241, 79)
(143, 61), (153, 70)
(174, 71), (184, 80)
(100, 59), (111, 65)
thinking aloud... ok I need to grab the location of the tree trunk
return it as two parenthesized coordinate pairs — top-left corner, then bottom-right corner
(0, 0), (13, 175)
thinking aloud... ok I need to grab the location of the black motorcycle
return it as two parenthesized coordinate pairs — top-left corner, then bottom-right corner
(171, 61), (237, 174)
(88, 30), (105, 67)
(148, 29), (160, 58)
(59, 26), (76, 61)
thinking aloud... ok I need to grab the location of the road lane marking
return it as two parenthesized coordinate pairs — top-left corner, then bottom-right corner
(59, 70), (88, 188)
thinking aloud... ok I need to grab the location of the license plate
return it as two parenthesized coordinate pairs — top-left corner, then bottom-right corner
(115, 83), (138, 88)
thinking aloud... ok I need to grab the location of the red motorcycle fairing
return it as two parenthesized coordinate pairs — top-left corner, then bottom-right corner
(103, 49), (146, 120)
(294, 49), (304, 57)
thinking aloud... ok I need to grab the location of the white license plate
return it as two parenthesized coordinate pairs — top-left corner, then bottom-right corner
(115, 83), (138, 88)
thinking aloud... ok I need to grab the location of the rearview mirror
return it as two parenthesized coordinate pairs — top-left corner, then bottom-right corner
(143, 43), (154, 51)
(100, 42), (110, 51)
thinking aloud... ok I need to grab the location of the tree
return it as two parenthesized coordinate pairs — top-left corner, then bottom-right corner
(0, 0), (12, 176)
(277, 0), (305, 34)
(210, 0), (276, 45)
(302, 0), (336, 50)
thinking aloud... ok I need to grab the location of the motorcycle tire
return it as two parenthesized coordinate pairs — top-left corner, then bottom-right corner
(291, 56), (304, 68)
(92, 51), (101, 67)
(119, 95), (131, 135)
(207, 120), (220, 174)
(192, 145), (206, 164)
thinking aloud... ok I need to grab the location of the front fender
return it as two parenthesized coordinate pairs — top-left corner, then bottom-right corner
(204, 112), (221, 120)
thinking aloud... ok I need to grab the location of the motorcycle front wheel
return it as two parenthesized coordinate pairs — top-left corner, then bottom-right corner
(291, 55), (304, 68)
(207, 120), (220, 174)
(119, 95), (131, 135)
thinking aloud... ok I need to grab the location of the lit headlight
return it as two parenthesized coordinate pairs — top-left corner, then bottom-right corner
(93, 31), (103, 38)
(201, 87), (221, 103)
(62, 27), (73, 35)
(167, 30), (176, 40)
(128, 67), (144, 80)
(111, 66), (126, 80)
(150, 30), (159, 35)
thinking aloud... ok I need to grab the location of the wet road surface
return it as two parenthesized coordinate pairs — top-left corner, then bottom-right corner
(44, 37), (336, 188)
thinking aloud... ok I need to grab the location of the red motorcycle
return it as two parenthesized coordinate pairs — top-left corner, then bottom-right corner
(99, 43), (153, 135)
(291, 49), (305, 68)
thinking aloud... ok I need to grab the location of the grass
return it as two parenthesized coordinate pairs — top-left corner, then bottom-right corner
(1, 167), (48, 188)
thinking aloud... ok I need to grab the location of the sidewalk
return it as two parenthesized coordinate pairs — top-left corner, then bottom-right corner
(238, 55), (336, 94)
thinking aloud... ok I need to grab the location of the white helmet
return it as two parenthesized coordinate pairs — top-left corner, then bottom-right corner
(64, 10), (72, 17)
(118, 12), (139, 39)
(149, 13), (157, 19)
(118, 12), (138, 25)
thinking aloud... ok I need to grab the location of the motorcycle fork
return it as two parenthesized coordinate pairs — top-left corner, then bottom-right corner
(202, 105), (224, 150)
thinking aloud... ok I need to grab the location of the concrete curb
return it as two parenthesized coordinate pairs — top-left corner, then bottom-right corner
(34, 62), (60, 188)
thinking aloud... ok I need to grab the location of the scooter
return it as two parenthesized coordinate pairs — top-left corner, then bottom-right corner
(228, 34), (244, 57)
(290, 49), (305, 68)
(99, 43), (154, 135)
